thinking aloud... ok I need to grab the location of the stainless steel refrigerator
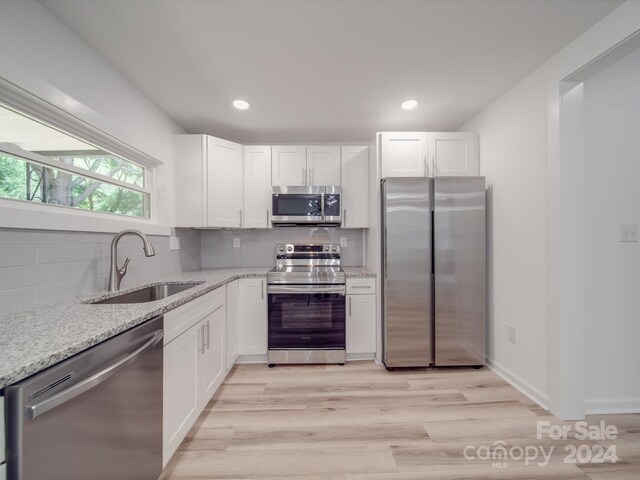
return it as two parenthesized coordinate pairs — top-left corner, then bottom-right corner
(381, 177), (486, 368)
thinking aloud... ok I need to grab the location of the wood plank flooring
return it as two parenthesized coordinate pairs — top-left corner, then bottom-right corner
(162, 362), (640, 479)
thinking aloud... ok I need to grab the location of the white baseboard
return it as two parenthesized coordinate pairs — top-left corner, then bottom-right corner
(487, 358), (549, 411)
(347, 353), (375, 361)
(585, 398), (640, 415)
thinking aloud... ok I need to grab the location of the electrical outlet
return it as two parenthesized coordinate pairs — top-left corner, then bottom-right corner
(508, 325), (517, 344)
(340, 237), (348, 248)
(169, 236), (181, 251)
(620, 224), (638, 243)
(233, 238), (240, 249)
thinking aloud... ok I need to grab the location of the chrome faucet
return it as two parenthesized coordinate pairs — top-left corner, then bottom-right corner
(108, 229), (156, 291)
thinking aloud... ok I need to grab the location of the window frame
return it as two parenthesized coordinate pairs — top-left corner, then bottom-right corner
(0, 77), (168, 235)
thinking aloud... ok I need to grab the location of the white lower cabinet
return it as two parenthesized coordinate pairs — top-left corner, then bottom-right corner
(226, 279), (239, 369)
(238, 278), (267, 355)
(346, 279), (376, 356)
(0, 395), (5, 472)
(163, 287), (227, 467)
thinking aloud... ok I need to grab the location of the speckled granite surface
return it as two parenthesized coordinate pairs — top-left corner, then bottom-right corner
(0, 267), (376, 389)
(342, 267), (376, 278)
(0, 268), (268, 390)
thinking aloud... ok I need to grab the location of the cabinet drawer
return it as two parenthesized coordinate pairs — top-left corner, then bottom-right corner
(164, 286), (225, 344)
(0, 396), (4, 464)
(346, 278), (376, 295)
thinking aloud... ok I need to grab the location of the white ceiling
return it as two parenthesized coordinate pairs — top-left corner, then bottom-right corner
(42, 0), (622, 144)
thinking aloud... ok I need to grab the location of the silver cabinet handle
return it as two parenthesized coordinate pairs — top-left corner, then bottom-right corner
(266, 209), (269, 226)
(432, 156), (436, 177)
(343, 209), (347, 227)
(349, 296), (352, 316)
(261, 279), (264, 299)
(27, 330), (163, 419)
(424, 157), (428, 177)
(309, 167), (313, 185)
(351, 285), (371, 289)
(200, 326), (205, 354)
(205, 320), (210, 350)
(302, 167), (306, 185)
(239, 209), (243, 227)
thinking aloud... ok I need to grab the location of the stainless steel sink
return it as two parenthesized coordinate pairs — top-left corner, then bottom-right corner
(89, 282), (204, 304)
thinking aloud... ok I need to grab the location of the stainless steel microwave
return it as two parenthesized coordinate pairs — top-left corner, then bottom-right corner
(271, 186), (341, 226)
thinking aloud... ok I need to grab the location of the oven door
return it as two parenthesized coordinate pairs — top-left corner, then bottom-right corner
(268, 284), (346, 350)
(271, 187), (323, 224)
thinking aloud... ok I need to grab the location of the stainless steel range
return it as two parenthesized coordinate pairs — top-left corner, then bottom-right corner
(267, 243), (346, 366)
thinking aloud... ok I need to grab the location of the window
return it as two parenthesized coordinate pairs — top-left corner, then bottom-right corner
(0, 104), (151, 218)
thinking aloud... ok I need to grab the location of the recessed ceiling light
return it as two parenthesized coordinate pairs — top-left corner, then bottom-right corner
(401, 99), (418, 110)
(232, 99), (250, 110)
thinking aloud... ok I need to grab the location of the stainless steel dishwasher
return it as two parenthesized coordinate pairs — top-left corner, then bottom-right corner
(6, 315), (164, 480)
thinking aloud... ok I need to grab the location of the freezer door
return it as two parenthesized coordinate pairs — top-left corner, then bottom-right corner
(434, 177), (486, 366)
(382, 177), (433, 367)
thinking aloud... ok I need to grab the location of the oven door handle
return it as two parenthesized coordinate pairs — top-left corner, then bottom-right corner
(267, 284), (346, 295)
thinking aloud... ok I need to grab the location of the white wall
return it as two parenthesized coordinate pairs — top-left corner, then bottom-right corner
(0, 0), (185, 228)
(460, 67), (550, 407)
(460, 1), (640, 417)
(583, 47), (640, 413)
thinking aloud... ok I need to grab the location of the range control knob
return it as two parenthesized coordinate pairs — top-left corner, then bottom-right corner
(286, 245), (294, 253)
(332, 245), (339, 253)
(323, 245), (330, 252)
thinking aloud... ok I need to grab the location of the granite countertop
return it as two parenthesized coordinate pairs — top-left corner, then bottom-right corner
(0, 266), (376, 390)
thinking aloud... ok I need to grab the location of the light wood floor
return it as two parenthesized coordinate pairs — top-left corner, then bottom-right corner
(163, 362), (640, 479)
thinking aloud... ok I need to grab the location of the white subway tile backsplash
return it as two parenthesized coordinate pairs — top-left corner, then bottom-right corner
(0, 227), (201, 314)
(0, 245), (38, 268)
(0, 286), (37, 314)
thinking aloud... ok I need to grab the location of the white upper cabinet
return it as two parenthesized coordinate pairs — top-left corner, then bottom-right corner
(271, 146), (307, 186)
(380, 132), (479, 178)
(306, 146), (341, 185)
(243, 146), (272, 228)
(272, 145), (341, 186)
(174, 134), (243, 228)
(427, 132), (478, 176)
(341, 146), (369, 228)
(380, 132), (429, 178)
(174, 135), (208, 227)
(207, 136), (243, 227)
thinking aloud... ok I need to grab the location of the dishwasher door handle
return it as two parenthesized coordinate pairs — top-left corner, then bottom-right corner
(26, 329), (164, 420)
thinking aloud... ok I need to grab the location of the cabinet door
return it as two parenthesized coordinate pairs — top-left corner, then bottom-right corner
(226, 280), (239, 370)
(307, 146), (341, 185)
(428, 132), (478, 176)
(199, 305), (226, 410)
(243, 146), (272, 228)
(341, 146), (369, 228)
(380, 132), (429, 178)
(174, 135), (207, 228)
(207, 136), (243, 227)
(346, 294), (377, 354)
(271, 146), (307, 186)
(163, 324), (201, 466)
(238, 278), (267, 355)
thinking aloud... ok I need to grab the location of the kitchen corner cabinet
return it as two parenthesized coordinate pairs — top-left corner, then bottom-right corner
(346, 278), (376, 355)
(341, 146), (369, 228)
(380, 131), (478, 178)
(163, 287), (226, 467)
(272, 146), (341, 186)
(226, 279), (239, 369)
(173, 134), (243, 228)
(243, 146), (272, 228)
(238, 278), (267, 355)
